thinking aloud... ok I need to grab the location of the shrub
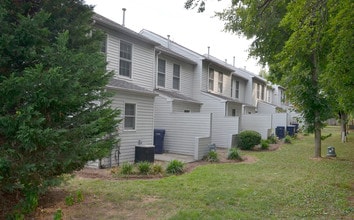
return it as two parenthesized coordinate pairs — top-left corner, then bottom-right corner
(137, 161), (151, 175)
(284, 135), (292, 144)
(151, 163), (164, 175)
(227, 147), (242, 160)
(120, 162), (134, 175)
(261, 139), (270, 150)
(166, 160), (184, 175)
(204, 151), (219, 162)
(267, 135), (277, 144)
(238, 130), (262, 150)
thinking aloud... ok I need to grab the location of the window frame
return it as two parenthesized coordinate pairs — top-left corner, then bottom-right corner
(124, 103), (136, 131)
(218, 72), (223, 93)
(157, 58), (166, 87)
(208, 68), (214, 91)
(119, 41), (132, 78)
(173, 64), (180, 90)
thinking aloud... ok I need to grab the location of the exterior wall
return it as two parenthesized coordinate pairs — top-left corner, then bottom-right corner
(240, 113), (289, 139)
(195, 136), (212, 160)
(154, 112), (211, 156)
(199, 93), (239, 148)
(226, 102), (243, 116)
(108, 90), (155, 164)
(156, 54), (195, 96)
(257, 101), (276, 114)
(212, 115), (239, 148)
(172, 101), (201, 113)
(240, 114), (272, 139)
(106, 33), (155, 90)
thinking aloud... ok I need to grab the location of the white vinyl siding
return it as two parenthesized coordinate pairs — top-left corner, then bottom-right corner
(119, 41), (132, 78)
(173, 64), (180, 90)
(110, 90), (155, 163)
(105, 34), (155, 90)
(158, 59), (166, 87)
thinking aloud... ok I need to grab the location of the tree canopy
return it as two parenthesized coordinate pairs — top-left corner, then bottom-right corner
(186, 0), (354, 155)
(0, 0), (120, 216)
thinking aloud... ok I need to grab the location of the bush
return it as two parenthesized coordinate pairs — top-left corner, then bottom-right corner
(284, 135), (292, 144)
(166, 160), (184, 175)
(261, 139), (270, 150)
(227, 147), (242, 160)
(237, 130), (262, 150)
(151, 163), (164, 175)
(137, 161), (151, 175)
(120, 162), (134, 175)
(267, 135), (277, 144)
(204, 151), (219, 162)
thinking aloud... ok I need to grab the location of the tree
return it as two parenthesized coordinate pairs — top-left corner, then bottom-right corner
(186, 0), (353, 155)
(0, 0), (120, 216)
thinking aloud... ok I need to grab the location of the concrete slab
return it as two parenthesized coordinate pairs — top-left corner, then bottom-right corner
(154, 153), (195, 163)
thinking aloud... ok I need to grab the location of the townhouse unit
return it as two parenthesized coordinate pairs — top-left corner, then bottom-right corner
(92, 14), (159, 167)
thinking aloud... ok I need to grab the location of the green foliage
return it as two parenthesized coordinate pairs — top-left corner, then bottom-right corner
(0, 0), (120, 215)
(151, 163), (164, 175)
(65, 195), (75, 206)
(284, 135), (292, 144)
(204, 151), (219, 162)
(321, 133), (332, 140)
(166, 160), (184, 175)
(76, 190), (84, 203)
(136, 161), (151, 175)
(53, 209), (63, 220)
(260, 140), (270, 150)
(267, 135), (278, 144)
(237, 130), (262, 150)
(227, 147), (242, 160)
(120, 162), (134, 175)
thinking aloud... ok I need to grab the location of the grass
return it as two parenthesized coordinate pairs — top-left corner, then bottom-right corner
(57, 126), (353, 219)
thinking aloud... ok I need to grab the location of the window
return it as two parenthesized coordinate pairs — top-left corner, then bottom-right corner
(232, 109), (236, 116)
(124, 103), (136, 130)
(261, 85), (265, 100)
(173, 64), (180, 90)
(232, 80), (240, 98)
(119, 41), (132, 77)
(256, 83), (261, 99)
(158, 59), (166, 87)
(208, 68), (214, 91)
(218, 72), (223, 93)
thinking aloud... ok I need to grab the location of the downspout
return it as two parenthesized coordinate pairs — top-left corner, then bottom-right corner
(155, 49), (161, 90)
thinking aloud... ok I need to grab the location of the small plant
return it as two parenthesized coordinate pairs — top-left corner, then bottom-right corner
(137, 161), (151, 175)
(166, 160), (184, 175)
(120, 162), (134, 175)
(284, 135), (292, 144)
(238, 130), (262, 150)
(76, 190), (84, 203)
(204, 151), (219, 162)
(267, 135), (277, 144)
(53, 208), (63, 220)
(151, 163), (164, 174)
(227, 147), (242, 160)
(260, 139), (270, 150)
(65, 195), (74, 206)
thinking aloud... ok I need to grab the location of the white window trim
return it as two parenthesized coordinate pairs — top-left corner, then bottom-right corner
(119, 40), (133, 79)
(173, 64), (180, 90)
(157, 58), (166, 88)
(123, 102), (137, 131)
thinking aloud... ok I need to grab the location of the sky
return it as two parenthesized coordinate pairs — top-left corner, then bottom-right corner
(84, 0), (263, 74)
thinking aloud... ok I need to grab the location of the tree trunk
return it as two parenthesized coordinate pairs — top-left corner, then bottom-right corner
(314, 120), (322, 158)
(339, 111), (347, 143)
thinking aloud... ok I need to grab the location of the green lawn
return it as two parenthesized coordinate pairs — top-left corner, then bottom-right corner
(61, 126), (353, 219)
